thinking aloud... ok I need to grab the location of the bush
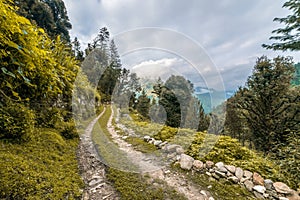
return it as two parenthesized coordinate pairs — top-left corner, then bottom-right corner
(55, 119), (79, 139)
(0, 102), (35, 141)
(154, 126), (178, 141)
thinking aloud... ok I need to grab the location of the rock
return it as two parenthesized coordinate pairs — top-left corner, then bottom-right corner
(89, 179), (102, 187)
(158, 141), (168, 148)
(286, 190), (300, 200)
(206, 172), (212, 176)
(153, 140), (162, 146)
(166, 144), (180, 153)
(279, 197), (289, 200)
(225, 165), (236, 174)
(122, 136), (128, 140)
(253, 172), (264, 186)
(228, 176), (239, 183)
(215, 162), (224, 169)
(243, 170), (253, 179)
(240, 177), (250, 183)
(235, 167), (244, 180)
(179, 154), (194, 170)
(215, 162), (227, 173)
(273, 182), (293, 195)
(212, 173), (220, 180)
(264, 179), (273, 190)
(144, 135), (150, 142)
(244, 180), (254, 191)
(208, 197), (215, 200)
(253, 191), (265, 199)
(193, 160), (204, 171)
(206, 161), (214, 169)
(176, 146), (185, 155)
(200, 190), (207, 197)
(253, 185), (266, 194)
(215, 170), (227, 178)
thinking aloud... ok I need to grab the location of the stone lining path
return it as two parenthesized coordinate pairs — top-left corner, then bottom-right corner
(108, 105), (212, 200)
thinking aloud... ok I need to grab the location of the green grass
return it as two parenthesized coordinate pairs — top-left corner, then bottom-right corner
(92, 106), (138, 172)
(125, 136), (157, 153)
(107, 168), (187, 200)
(0, 129), (84, 199)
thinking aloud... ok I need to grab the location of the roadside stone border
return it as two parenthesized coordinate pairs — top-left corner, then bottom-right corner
(143, 135), (300, 200)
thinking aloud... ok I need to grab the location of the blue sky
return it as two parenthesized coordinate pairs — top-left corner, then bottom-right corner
(64, 0), (299, 91)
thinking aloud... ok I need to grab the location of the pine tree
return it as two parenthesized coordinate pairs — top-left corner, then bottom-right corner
(262, 0), (300, 51)
(236, 56), (297, 152)
(136, 90), (150, 119)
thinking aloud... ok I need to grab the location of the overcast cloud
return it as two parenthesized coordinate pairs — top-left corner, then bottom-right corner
(64, 0), (299, 91)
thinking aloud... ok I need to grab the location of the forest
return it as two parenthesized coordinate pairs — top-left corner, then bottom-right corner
(0, 0), (299, 199)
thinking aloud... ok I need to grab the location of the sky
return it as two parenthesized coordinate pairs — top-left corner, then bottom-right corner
(64, 0), (299, 91)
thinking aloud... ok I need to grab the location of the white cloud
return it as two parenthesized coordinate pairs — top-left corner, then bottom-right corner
(64, 0), (299, 90)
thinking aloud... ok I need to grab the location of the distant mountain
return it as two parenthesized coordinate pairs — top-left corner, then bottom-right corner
(194, 86), (234, 113)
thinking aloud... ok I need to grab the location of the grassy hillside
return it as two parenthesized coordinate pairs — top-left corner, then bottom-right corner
(0, 129), (84, 199)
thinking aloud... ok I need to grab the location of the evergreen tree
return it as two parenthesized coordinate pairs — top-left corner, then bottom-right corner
(72, 37), (84, 61)
(15, 0), (72, 42)
(197, 101), (210, 132)
(262, 0), (300, 51)
(236, 56), (297, 152)
(164, 75), (194, 127)
(136, 90), (150, 119)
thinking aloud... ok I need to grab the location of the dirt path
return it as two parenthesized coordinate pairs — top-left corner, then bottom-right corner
(107, 106), (212, 200)
(77, 108), (120, 200)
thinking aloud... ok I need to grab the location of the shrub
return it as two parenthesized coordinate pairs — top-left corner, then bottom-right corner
(0, 102), (35, 141)
(154, 126), (178, 141)
(55, 119), (79, 139)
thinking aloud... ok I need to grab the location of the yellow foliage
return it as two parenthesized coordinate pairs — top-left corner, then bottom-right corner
(0, 0), (79, 102)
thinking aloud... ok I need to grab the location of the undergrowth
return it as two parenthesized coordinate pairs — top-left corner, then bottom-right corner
(0, 129), (84, 199)
(107, 168), (186, 200)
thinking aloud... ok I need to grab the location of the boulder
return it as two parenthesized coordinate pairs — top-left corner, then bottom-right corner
(215, 162), (224, 169)
(143, 135), (150, 142)
(179, 154), (194, 170)
(273, 182), (293, 194)
(193, 160), (204, 171)
(244, 180), (254, 191)
(264, 179), (273, 190)
(279, 197), (289, 200)
(253, 185), (266, 194)
(176, 146), (185, 155)
(215, 162), (228, 173)
(166, 144), (181, 153)
(225, 165), (236, 174)
(253, 191), (265, 199)
(215, 170), (227, 178)
(235, 167), (244, 180)
(206, 161), (214, 169)
(153, 140), (162, 146)
(253, 172), (264, 186)
(243, 170), (253, 179)
(286, 190), (300, 200)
